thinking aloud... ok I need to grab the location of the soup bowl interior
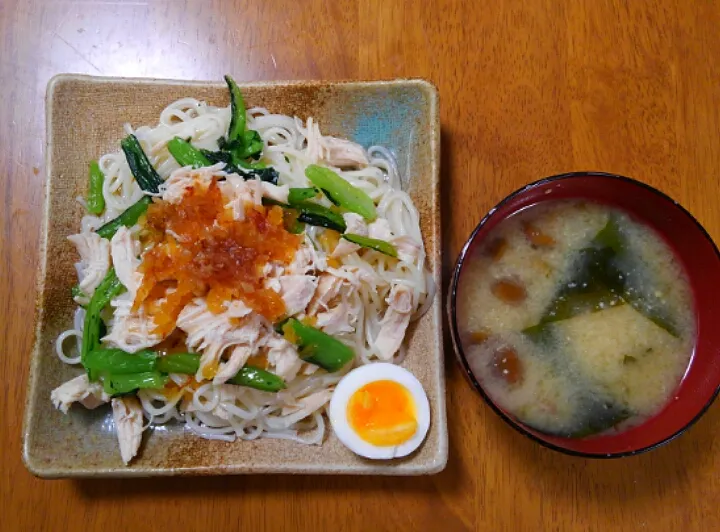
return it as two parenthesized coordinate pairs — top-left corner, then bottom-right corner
(449, 172), (720, 457)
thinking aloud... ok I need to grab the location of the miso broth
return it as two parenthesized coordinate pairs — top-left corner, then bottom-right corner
(456, 201), (695, 438)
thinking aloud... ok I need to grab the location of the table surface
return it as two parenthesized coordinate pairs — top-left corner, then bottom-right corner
(2, 1), (719, 530)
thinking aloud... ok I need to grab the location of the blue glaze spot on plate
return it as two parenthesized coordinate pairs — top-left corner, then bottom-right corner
(334, 87), (426, 189)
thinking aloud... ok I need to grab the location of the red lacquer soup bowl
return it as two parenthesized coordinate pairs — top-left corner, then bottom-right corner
(448, 172), (720, 457)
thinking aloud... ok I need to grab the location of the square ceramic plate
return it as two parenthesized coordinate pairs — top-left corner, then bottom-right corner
(23, 74), (445, 477)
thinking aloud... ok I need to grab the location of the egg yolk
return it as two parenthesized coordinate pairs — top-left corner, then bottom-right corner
(346, 380), (418, 446)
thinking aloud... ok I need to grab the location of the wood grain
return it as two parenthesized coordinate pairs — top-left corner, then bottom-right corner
(1, 0), (719, 530)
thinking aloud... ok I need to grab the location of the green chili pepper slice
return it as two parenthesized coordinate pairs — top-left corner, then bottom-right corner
(225, 75), (247, 143)
(87, 161), (105, 215)
(95, 196), (153, 240)
(120, 134), (164, 193)
(85, 348), (157, 374)
(342, 234), (398, 258)
(102, 371), (168, 395)
(81, 269), (126, 380)
(228, 365), (286, 392)
(281, 318), (354, 372)
(305, 164), (377, 221)
(156, 352), (201, 375)
(167, 137), (212, 168)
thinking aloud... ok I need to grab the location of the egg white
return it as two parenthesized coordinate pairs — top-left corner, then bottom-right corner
(329, 363), (431, 459)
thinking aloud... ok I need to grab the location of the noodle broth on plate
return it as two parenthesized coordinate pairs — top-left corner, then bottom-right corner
(455, 201), (695, 438)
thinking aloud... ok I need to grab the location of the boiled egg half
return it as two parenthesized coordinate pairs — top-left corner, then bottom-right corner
(329, 363), (430, 459)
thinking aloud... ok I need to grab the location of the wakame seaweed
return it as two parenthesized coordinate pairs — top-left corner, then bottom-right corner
(523, 394), (631, 439)
(201, 149), (279, 185)
(526, 217), (679, 337)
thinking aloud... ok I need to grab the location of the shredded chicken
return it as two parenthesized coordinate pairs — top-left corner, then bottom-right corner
(266, 275), (318, 316)
(332, 213), (368, 258)
(67, 231), (110, 300)
(326, 264), (383, 290)
(220, 174), (263, 205)
(176, 299), (262, 381)
(307, 271), (359, 335)
(323, 137), (370, 167)
(51, 373), (111, 414)
(161, 164), (219, 204)
(262, 262), (285, 279)
(301, 363), (319, 375)
(110, 226), (142, 297)
(392, 235), (422, 263)
(163, 167), (288, 223)
(299, 117), (369, 168)
(261, 181), (290, 203)
(316, 300), (355, 335)
(374, 283), (414, 360)
(265, 335), (303, 381)
(224, 198), (244, 221)
(368, 218), (393, 241)
(219, 178), (290, 221)
(218, 175), (264, 221)
(288, 236), (327, 274)
(308, 273), (344, 314)
(106, 229), (155, 352)
(103, 293), (162, 353)
(214, 345), (252, 384)
(111, 396), (144, 464)
(387, 283), (414, 314)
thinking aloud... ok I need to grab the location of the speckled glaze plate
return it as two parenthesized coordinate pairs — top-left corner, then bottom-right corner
(23, 74), (445, 477)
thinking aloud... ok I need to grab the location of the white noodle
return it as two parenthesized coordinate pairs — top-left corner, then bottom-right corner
(55, 330), (83, 365)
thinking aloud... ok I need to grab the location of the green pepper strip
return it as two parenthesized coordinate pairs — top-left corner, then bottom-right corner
(153, 354), (284, 392)
(287, 218), (305, 234)
(95, 196), (153, 240)
(153, 354), (285, 393)
(282, 206), (305, 234)
(288, 187), (319, 205)
(103, 372), (168, 395)
(84, 348), (285, 394)
(85, 350), (199, 376)
(234, 130), (263, 160)
(228, 365), (287, 392)
(342, 233), (398, 258)
(238, 159), (267, 170)
(225, 75), (247, 144)
(85, 348), (157, 374)
(281, 318), (354, 372)
(87, 161), (105, 215)
(81, 269), (126, 380)
(167, 137), (212, 168)
(71, 285), (87, 301)
(156, 352), (201, 374)
(295, 201), (346, 232)
(262, 198), (346, 232)
(305, 164), (377, 221)
(121, 134), (164, 193)
(220, 130), (264, 165)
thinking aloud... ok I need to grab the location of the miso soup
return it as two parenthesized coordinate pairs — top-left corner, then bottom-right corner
(456, 201), (695, 438)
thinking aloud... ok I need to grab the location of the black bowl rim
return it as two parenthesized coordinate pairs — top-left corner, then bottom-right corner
(448, 170), (720, 459)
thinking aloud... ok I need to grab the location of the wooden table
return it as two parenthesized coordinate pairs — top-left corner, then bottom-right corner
(2, 1), (719, 530)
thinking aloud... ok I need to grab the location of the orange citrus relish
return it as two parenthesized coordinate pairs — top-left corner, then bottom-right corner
(134, 180), (301, 335)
